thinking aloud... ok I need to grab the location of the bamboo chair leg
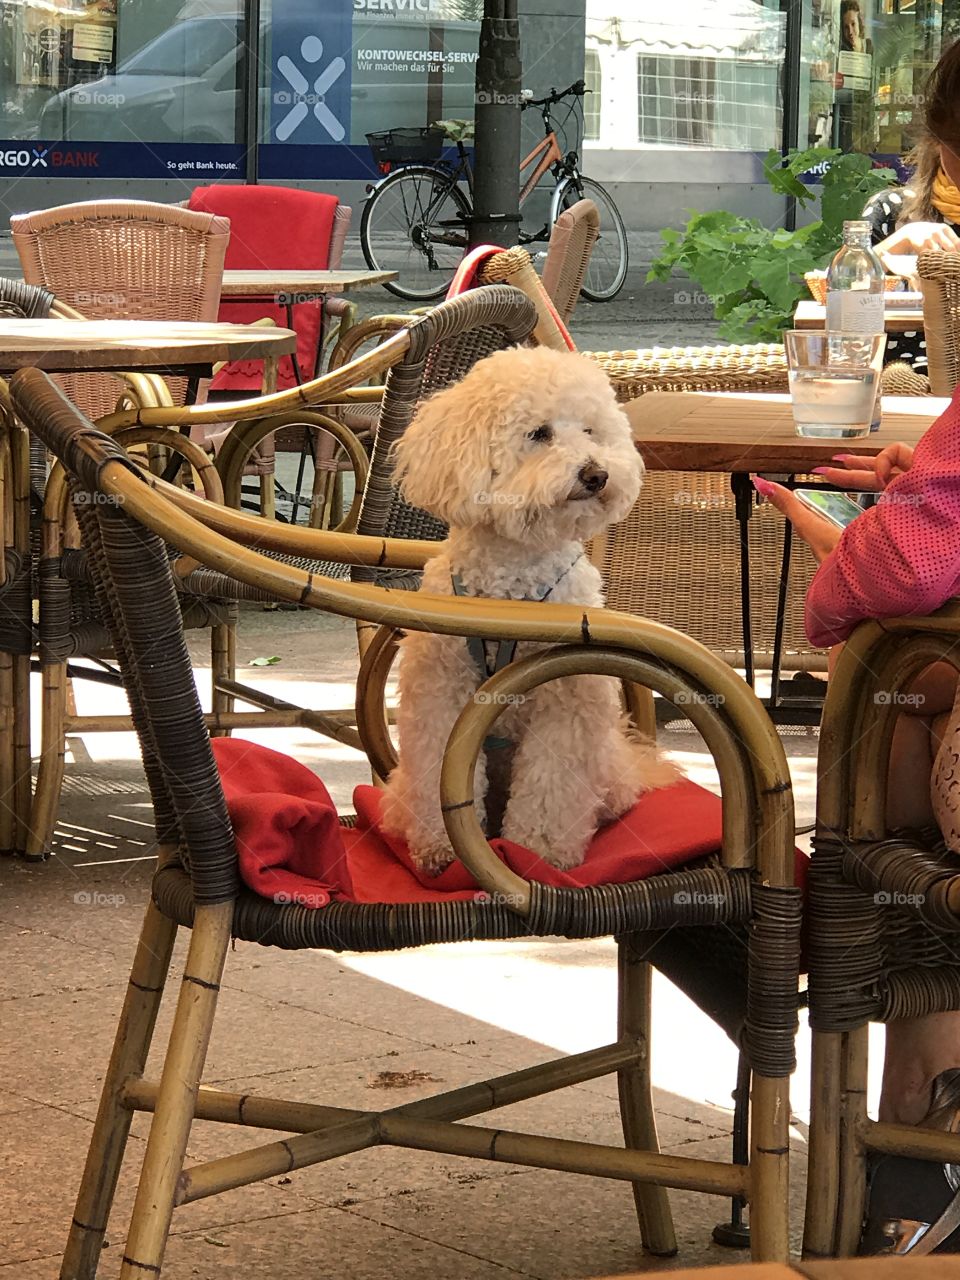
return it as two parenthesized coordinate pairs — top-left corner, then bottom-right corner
(803, 1030), (844, 1259)
(0, 653), (15, 855)
(12, 651), (31, 853)
(24, 660), (67, 860)
(835, 1025), (870, 1256)
(259, 470), (276, 521)
(616, 935), (678, 1256)
(60, 902), (179, 1280)
(209, 623), (235, 740)
(749, 1073), (791, 1261)
(120, 902), (233, 1279)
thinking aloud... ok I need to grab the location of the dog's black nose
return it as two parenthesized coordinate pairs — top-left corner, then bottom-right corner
(577, 463), (608, 494)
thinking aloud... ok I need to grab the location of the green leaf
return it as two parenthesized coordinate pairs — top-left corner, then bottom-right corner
(249, 655), (281, 667)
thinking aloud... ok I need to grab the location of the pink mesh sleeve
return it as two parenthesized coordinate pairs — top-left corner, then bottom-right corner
(805, 389), (960, 648)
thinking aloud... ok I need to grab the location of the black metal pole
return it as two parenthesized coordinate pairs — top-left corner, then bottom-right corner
(781, 0), (803, 231)
(469, 0), (523, 248)
(242, 0), (261, 185)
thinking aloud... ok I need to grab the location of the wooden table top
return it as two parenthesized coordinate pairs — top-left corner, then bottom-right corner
(588, 1259), (960, 1279)
(625, 390), (945, 473)
(794, 298), (924, 333)
(221, 269), (398, 297)
(0, 319), (297, 373)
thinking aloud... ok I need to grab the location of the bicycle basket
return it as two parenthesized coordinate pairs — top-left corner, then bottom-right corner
(366, 127), (445, 174)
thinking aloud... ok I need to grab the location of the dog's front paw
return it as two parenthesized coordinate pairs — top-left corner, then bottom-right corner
(502, 819), (591, 871)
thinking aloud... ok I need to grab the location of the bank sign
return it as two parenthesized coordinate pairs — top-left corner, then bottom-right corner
(0, 142), (244, 179)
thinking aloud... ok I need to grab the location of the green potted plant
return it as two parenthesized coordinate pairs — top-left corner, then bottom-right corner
(648, 147), (896, 342)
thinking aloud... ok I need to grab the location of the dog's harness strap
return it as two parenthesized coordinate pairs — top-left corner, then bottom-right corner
(451, 555), (583, 752)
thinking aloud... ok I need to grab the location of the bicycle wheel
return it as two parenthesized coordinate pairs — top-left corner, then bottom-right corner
(361, 165), (471, 302)
(551, 175), (629, 303)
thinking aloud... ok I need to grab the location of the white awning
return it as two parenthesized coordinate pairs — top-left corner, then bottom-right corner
(587, 2), (785, 61)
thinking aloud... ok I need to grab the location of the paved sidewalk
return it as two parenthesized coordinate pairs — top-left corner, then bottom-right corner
(0, 611), (834, 1280)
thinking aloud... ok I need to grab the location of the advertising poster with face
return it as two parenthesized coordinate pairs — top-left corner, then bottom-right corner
(837, 0), (872, 90)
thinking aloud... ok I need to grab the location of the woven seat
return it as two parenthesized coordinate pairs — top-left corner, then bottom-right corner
(9, 363), (801, 1276)
(802, 609), (960, 1258)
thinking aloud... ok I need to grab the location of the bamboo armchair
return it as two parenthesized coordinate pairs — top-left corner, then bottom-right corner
(22, 288), (537, 860)
(11, 364), (801, 1276)
(541, 198), (601, 324)
(803, 609), (960, 1258)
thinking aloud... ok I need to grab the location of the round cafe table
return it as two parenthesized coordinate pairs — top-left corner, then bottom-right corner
(0, 318), (297, 381)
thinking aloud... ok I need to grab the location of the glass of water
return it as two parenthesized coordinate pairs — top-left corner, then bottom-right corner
(784, 331), (886, 438)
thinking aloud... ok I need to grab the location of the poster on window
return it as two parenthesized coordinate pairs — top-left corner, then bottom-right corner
(837, 0), (872, 90)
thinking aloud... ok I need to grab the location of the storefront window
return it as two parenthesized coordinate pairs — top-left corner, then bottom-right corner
(587, 2), (786, 151)
(801, 0), (955, 165)
(583, 47), (600, 140)
(0, 0), (246, 176)
(258, 0), (482, 180)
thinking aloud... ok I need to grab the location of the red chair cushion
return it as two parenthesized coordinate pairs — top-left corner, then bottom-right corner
(188, 185), (339, 390)
(212, 739), (807, 909)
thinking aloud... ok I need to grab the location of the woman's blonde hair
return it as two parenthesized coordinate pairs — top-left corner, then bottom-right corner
(894, 40), (960, 226)
(899, 135), (941, 224)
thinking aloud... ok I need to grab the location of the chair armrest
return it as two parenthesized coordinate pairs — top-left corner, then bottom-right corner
(147, 472), (436, 570)
(96, 453), (796, 913)
(818, 605), (960, 846)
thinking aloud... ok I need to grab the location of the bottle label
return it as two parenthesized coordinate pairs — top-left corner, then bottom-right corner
(825, 290), (885, 333)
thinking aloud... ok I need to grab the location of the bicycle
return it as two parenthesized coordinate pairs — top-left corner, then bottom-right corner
(360, 79), (629, 303)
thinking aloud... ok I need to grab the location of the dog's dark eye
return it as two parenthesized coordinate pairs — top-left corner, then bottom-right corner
(528, 425), (553, 444)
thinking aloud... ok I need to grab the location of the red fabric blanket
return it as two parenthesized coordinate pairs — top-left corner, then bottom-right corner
(188, 185), (339, 391)
(212, 739), (806, 908)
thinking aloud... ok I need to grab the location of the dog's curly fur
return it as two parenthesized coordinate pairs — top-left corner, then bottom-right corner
(382, 346), (680, 872)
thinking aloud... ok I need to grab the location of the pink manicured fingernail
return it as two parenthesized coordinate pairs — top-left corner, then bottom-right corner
(811, 467), (829, 475)
(831, 453), (855, 461)
(752, 477), (775, 496)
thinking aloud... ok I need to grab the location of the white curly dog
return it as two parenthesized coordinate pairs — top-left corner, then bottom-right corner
(381, 345), (680, 872)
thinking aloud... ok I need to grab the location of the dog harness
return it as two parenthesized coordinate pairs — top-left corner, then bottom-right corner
(451, 554), (583, 751)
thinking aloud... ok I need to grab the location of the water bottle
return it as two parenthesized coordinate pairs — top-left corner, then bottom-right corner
(825, 220), (886, 430)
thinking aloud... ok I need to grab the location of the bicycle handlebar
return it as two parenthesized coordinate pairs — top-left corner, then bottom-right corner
(521, 79), (588, 110)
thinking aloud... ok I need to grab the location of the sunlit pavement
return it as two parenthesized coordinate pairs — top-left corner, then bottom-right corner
(0, 607), (883, 1278)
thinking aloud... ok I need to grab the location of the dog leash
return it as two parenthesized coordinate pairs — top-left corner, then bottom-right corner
(451, 553), (583, 751)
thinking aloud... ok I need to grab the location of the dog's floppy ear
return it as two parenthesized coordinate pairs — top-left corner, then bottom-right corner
(392, 383), (494, 526)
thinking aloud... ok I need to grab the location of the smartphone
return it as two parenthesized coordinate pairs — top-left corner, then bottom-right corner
(794, 488), (864, 529)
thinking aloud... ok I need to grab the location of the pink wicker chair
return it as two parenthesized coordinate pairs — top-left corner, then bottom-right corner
(11, 199), (230, 420)
(541, 198), (600, 325)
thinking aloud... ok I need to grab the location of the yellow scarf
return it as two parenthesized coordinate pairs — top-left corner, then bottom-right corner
(932, 168), (960, 224)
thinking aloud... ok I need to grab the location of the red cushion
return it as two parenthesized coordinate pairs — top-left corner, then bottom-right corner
(188, 185), (339, 390)
(212, 739), (807, 908)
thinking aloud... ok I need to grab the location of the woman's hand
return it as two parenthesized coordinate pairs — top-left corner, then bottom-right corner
(876, 221), (960, 255)
(752, 477), (842, 563)
(810, 442), (915, 490)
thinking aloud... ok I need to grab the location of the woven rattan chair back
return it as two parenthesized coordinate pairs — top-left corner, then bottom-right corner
(541, 198), (600, 325)
(15, 373), (235, 899)
(917, 247), (960, 396)
(351, 284), (538, 586)
(11, 198), (230, 419)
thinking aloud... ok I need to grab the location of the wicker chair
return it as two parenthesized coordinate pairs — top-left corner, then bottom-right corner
(21, 288), (537, 860)
(541, 198), (601, 324)
(11, 363), (801, 1276)
(801, 607), (960, 1257)
(11, 199), (230, 419)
